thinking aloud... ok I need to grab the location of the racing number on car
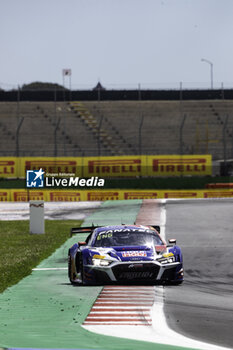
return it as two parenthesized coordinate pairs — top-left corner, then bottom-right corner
(97, 233), (113, 240)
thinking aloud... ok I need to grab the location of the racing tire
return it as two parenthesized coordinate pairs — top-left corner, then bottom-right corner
(171, 280), (183, 285)
(68, 253), (72, 283)
(68, 253), (83, 285)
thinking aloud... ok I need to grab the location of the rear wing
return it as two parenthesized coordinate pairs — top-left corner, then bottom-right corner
(70, 224), (161, 236)
(70, 226), (99, 237)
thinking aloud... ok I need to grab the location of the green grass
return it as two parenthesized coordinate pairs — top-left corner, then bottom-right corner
(0, 220), (82, 293)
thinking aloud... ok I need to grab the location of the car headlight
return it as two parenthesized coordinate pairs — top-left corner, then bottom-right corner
(158, 253), (175, 264)
(92, 254), (112, 266)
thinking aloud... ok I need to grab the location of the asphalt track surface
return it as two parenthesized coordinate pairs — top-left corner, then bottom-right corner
(164, 199), (233, 349)
(0, 199), (233, 350)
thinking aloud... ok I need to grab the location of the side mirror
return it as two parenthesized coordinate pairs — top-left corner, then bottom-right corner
(168, 238), (177, 245)
(78, 241), (87, 246)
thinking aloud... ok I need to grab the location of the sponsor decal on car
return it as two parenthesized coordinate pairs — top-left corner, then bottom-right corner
(92, 254), (106, 259)
(122, 251), (147, 257)
(98, 228), (151, 234)
(163, 252), (174, 258)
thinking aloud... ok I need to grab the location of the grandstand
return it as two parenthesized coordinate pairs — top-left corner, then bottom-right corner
(0, 99), (233, 160)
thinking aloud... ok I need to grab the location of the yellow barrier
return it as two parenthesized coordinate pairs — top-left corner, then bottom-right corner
(10, 190), (46, 202)
(146, 155), (212, 176)
(202, 190), (233, 198)
(120, 190), (158, 200)
(0, 155), (213, 178)
(0, 190), (11, 201)
(83, 191), (123, 201)
(4, 189), (233, 201)
(0, 157), (19, 178)
(20, 157), (83, 177)
(45, 190), (84, 201)
(82, 155), (146, 177)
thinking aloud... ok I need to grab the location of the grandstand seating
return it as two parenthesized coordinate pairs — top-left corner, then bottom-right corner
(0, 100), (232, 160)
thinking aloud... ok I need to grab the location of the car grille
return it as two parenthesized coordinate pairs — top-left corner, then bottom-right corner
(161, 267), (177, 281)
(112, 263), (160, 281)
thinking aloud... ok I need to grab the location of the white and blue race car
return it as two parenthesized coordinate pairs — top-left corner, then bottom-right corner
(68, 224), (184, 285)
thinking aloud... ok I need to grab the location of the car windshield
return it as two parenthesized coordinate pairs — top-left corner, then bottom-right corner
(93, 230), (164, 247)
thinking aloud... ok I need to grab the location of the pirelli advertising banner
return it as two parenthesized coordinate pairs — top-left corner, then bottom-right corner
(0, 157), (18, 178)
(81, 155), (212, 177)
(20, 155), (211, 178)
(0, 155), (212, 178)
(82, 155), (146, 177)
(10, 190), (46, 202)
(146, 155), (212, 176)
(19, 156), (146, 178)
(0, 190), (11, 201)
(20, 157), (83, 178)
(9, 190), (84, 202)
(4, 189), (233, 201)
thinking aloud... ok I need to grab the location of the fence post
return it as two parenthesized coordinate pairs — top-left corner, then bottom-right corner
(232, 125), (233, 159)
(98, 114), (103, 156)
(223, 114), (229, 175)
(16, 85), (21, 175)
(179, 114), (187, 155)
(138, 114), (144, 155)
(221, 82), (224, 100)
(54, 117), (61, 157)
(138, 83), (141, 101)
(16, 117), (24, 158)
(54, 87), (57, 122)
(17, 85), (20, 123)
(179, 81), (183, 102)
(63, 87), (67, 156)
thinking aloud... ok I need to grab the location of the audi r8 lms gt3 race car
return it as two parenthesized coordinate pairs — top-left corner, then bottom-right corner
(68, 225), (184, 285)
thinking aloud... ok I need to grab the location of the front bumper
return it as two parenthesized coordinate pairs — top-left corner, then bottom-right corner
(83, 260), (183, 285)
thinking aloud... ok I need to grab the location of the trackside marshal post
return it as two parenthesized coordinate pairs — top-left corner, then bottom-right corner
(29, 200), (45, 234)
